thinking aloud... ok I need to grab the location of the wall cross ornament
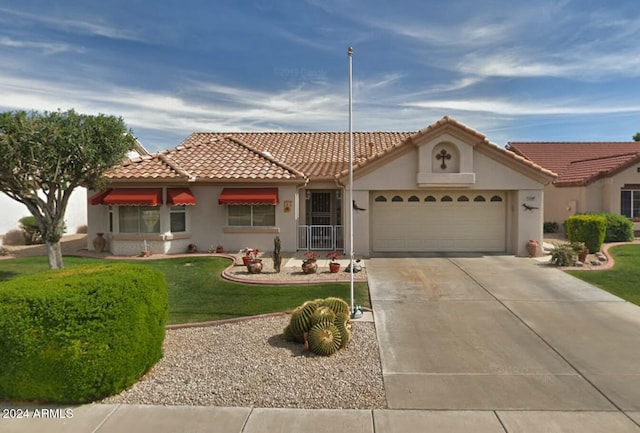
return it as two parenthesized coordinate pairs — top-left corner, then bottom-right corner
(436, 149), (452, 170)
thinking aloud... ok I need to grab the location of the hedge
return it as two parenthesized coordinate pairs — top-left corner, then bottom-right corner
(565, 215), (607, 253)
(0, 263), (168, 403)
(587, 212), (634, 242)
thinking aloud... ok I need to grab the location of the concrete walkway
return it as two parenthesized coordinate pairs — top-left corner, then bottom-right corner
(3, 254), (640, 432)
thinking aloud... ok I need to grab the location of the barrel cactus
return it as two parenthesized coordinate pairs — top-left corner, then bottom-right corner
(289, 301), (317, 339)
(310, 306), (335, 326)
(322, 297), (350, 316)
(308, 321), (342, 356)
(334, 317), (353, 348)
(283, 298), (355, 356)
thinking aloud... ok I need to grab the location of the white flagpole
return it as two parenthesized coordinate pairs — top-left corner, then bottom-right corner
(348, 46), (355, 317)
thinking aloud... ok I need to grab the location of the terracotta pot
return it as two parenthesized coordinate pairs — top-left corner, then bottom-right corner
(247, 259), (263, 274)
(526, 239), (538, 257)
(578, 248), (589, 263)
(93, 233), (106, 253)
(302, 260), (317, 274)
(215, 245), (224, 253)
(242, 256), (252, 266)
(329, 262), (341, 273)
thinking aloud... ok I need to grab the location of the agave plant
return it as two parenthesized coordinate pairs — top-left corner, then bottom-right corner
(308, 321), (342, 356)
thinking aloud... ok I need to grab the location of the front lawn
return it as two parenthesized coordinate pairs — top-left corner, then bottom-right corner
(567, 244), (640, 306)
(0, 256), (370, 324)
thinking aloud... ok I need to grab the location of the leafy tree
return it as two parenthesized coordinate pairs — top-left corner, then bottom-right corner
(0, 110), (136, 269)
(633, 132), (640, 142)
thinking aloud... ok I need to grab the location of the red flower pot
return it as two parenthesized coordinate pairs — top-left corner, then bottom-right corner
(329, 262), (341, 273)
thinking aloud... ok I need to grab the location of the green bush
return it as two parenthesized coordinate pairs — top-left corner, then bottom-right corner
(18, 216), (42, 245)
(543, 221), (559, 233)
(565, 215), (607, 253)
(0, 263), (168, 403)
(587, 212), (634, 242)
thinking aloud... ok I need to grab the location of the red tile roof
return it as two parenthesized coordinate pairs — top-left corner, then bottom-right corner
(507, 142), (640, 186)
(106, 117), (555, 183)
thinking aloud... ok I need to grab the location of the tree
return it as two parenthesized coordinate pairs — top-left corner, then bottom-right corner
(0, 110), (137, 269)
(633, 132), (640, 141)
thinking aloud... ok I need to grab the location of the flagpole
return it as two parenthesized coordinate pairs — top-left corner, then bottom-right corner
(348, 46), (355, 318)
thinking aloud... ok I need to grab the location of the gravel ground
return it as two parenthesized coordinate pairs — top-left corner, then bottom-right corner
(101, 315), (386, 409)
(225, 254), (368, 282)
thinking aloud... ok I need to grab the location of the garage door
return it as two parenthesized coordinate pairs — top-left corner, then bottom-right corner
(371, 191), (506, 252)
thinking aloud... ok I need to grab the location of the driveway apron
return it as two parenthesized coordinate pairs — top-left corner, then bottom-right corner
(367, 255), (640, 411)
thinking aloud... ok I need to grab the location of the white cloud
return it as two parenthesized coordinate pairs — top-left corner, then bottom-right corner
(0, 7), (143, 42)
(404, 98), (640, 116)
(0, 36), (84, 55)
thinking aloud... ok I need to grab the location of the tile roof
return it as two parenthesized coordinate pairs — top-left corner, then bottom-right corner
(507, 142), (640, 186)
(106, 116), (555, 183)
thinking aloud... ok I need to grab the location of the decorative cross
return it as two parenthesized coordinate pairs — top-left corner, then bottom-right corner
(436, 149), (452, 169)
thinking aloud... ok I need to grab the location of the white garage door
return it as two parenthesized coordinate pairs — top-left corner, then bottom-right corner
(372, 191), (506, 252)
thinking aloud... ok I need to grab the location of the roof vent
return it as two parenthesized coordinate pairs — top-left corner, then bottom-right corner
(368, 142), (375, 157)
(262, 150), (273, 158)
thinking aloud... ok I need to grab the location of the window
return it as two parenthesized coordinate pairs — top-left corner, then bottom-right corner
(374, 195), (387, 202)
(490, 195), (503, 202)
(425, 195), (436, 202)
(408, 195), (419, 202)
(119, 206), (160, 233)
(170, 206), (187, 232)
(474, 195), (486, 202)
(621, 190), (640, 218)
(457, 195), (469, 202)
(391, 195), (403, 202)
(441, 195), (452, 202)
(228, 205), (275, 226)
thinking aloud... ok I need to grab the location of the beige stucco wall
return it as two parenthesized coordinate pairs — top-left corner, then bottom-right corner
(544, 161), (640, 227)
(349, 140), (547, 256)
(87, 184), (301, 255)
(605, 162), (640, 214)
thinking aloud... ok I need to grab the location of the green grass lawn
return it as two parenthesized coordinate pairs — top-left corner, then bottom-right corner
(0, 256), (370, 324)
(567, 244), (640, 306)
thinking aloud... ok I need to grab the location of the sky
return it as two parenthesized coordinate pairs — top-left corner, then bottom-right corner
(1, 0), (640, 153)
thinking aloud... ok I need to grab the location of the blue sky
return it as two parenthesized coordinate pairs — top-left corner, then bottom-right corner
(1, 0), (640, 152)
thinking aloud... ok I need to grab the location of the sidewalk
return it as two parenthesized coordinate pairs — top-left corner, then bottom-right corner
(1, 404), (639, 433)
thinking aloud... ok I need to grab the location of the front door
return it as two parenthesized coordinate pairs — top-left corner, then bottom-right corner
(305, 190), (343, 250)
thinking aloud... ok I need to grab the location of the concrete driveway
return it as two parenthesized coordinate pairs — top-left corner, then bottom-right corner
(368, 255), (640, 418)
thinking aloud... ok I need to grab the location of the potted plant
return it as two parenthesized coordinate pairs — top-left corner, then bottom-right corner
(243, 248), (262, 273)
(570, 241), (589, 263)
(301, 252), (318, 274)
(241, 248), (259, 266)
(326, 252), (341, 273)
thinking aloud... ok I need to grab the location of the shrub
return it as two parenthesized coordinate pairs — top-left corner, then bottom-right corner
(543, 221), (559, 233)
(76, 225), (88, 234)
(549, 244), (575, 266)
(0, 263), (168, 403)
(18, 216), (42, 245)
(565, 215), (607, 253)
(587, 212), (634, 242)
(2, 229), (26, 246)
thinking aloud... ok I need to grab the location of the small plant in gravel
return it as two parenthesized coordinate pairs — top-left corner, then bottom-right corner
(550, 243), (576, 266)
(283, 297), (353, 356)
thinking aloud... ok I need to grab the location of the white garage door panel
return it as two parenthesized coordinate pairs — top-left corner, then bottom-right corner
(372, 192), (506, 252)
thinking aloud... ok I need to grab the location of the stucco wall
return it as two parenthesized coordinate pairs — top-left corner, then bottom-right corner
(350, 142), (547, 256)
(606, 162), (640, 215)
(87, 184), (301, 255)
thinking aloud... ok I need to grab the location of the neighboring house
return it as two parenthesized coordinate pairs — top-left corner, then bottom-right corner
(507, 142), (640, 234)
(87, 116), (556, 257)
